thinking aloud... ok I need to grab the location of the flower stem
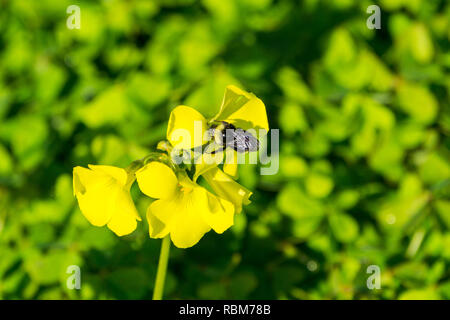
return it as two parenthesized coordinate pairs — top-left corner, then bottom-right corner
(152, 236), (171, 300)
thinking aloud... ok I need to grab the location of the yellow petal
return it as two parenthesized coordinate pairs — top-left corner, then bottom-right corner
(73, 166), (106, 196)
(88, 164), (128, 186)
(136, 162), (178, 199)
(202, 167), (252, 214)
(199, 189), (235, 234)
(107, 188), (141, 236)
(193, 150), (224, 182)
(213, 85), (269, 131)
(146, 204), (170, 239)
(167, 105), (208, 150)
(169, 188), (211, 248)
(149, 190), (211, 248)
(73, 166), (87, 195)
(223, 162), (238, 179)
(148, 195), (180, 239)
(145, 170), (236, 247)
(73, 166), (115, 226)
(223, 149), (239, 179)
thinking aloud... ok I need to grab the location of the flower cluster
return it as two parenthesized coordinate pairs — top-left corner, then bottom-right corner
(73, 85), (268, 248)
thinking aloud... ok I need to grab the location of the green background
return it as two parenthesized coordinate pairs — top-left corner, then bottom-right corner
(0, 0), (449, 300)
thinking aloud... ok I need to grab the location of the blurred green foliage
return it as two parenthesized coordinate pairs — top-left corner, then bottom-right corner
(0, 0), (449, 300)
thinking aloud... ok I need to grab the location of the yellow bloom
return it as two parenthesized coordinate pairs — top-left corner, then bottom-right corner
(73, 165), (141, 236)
(166, 85), (269, 151)
(167, 85), (268, 180)
(213, 85), (269, 179)
(136, 161), (235, 248)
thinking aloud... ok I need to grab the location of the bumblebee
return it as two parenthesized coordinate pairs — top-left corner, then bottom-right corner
(207, 121), (259, 153)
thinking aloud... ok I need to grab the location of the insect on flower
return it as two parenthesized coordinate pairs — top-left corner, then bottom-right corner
(72, 85), (267, 245)
(207, 121), (260, 154)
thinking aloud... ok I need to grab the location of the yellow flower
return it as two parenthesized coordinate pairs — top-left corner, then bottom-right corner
(215, 85), (269, 179)
(166, 85), (269, 151)
(166, 85), (268, 182)
(136, 161), (236, 248)
(73, 165), (141, 236)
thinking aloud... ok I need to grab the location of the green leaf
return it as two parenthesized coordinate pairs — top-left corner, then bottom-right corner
(397, 82), (438, 125)
(305, 173), (334, 198)
(329, 212), (359, 243)
(279, 103), (308, 136)
(276, 67), (311, 104)
(277, 184), (325, 238)
(409, 23), (434, 63)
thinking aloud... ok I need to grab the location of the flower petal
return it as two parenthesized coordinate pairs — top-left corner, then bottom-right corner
(169, 189), (211, 248)
(88, 165), (128, 186)
(73, 166), (115, 226)
(213, 85), (269, 131)
(145, 169), (236, 247)
(223, 149), (239, 179)
(146, 204), (170, 239)
(150, 190), (211, 248)
(200, 189), (235, 234)
(167, 105), (208, 150)
(148, 197), (179, 239)
(193, 150), (224, 182)
(107, 188), (141, 236)
(136, 162), (178, 199)
(203, 167), (252, 214)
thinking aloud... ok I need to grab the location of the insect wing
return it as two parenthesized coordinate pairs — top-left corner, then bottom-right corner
(224, 129), (259, 152)
(244, 132), (259, 152)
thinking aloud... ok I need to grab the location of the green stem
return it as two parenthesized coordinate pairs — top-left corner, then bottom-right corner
(152, 236), (171, 300)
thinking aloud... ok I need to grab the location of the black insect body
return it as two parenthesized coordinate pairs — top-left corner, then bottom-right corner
(207, 121), (259, 154)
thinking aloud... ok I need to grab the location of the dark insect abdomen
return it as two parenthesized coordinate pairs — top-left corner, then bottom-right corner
(222, 123), (259, 153)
